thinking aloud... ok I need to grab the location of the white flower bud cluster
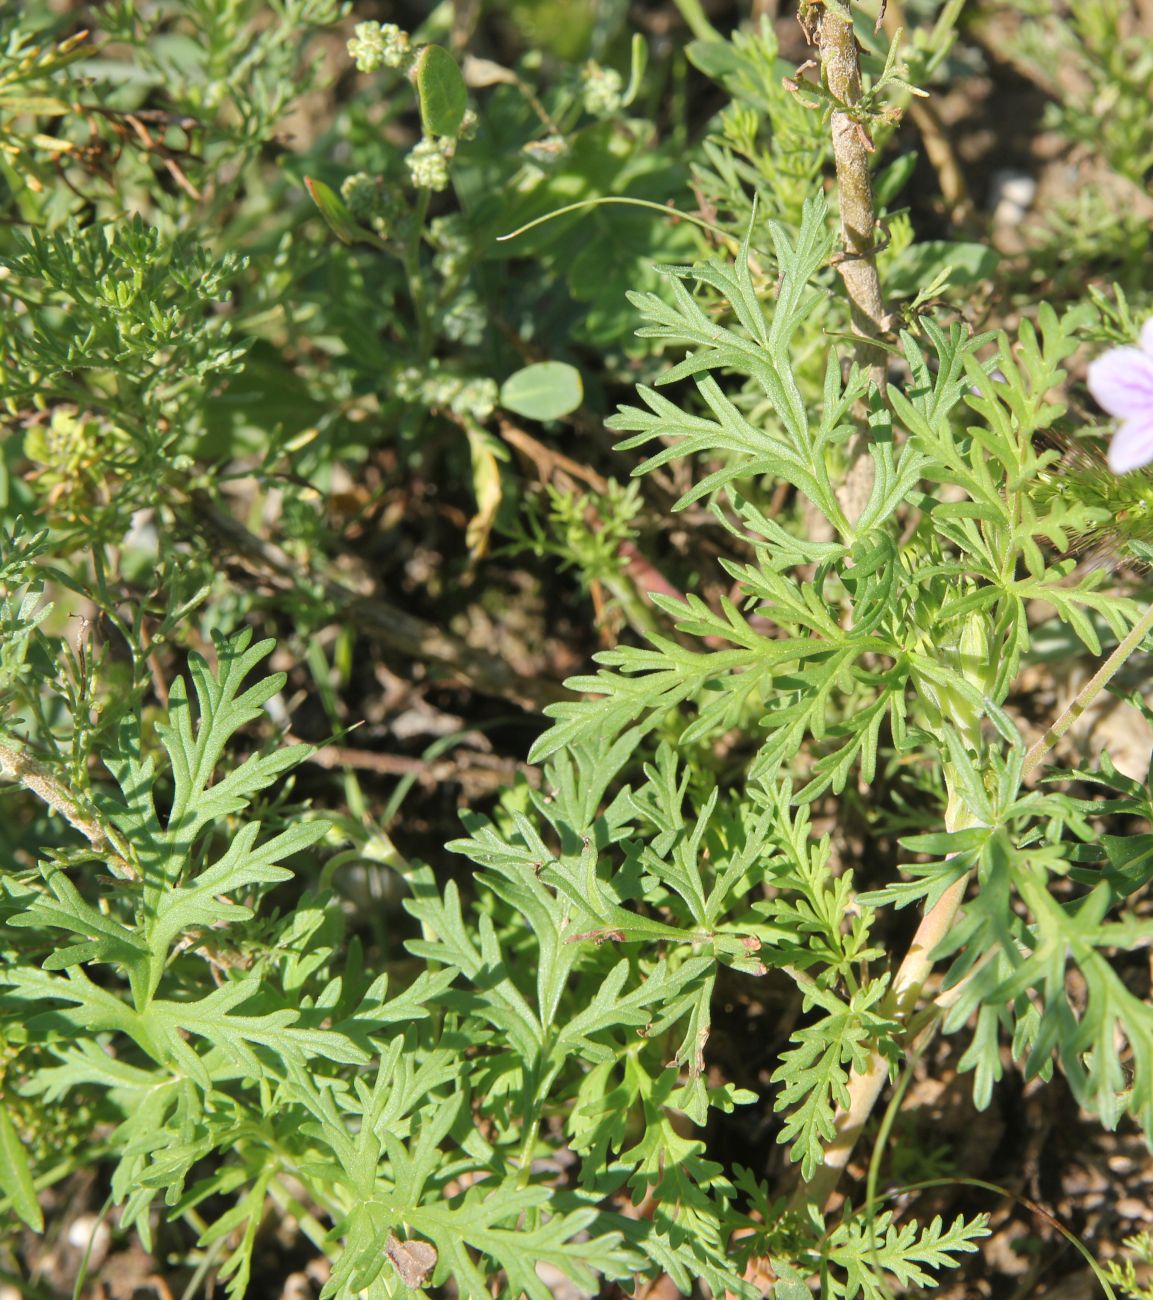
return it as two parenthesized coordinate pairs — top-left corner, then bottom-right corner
(430, 215), (471, 280)
(347, 21), (411, 74)
(440, 293), (485, 346)
(396, 366), (497, 421)
(405, 137), (453, 192)
(581, 61), (624, 118)
(339, 171), (403, 238)
(340, 172), (379, 222)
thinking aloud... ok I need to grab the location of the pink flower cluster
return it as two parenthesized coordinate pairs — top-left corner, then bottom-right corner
(1087, 318), (1153, 474)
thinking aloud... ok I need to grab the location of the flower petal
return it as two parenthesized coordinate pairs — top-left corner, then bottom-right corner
(1088, 346), (1153, 419)
(1108, 415), (1153, 474)
(1140, 316), (1153, 357)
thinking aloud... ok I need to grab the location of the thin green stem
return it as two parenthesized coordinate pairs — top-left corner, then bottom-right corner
(1023, 599), (1153, 780)
(514, 1055), (560, 1189)
(405, 186), (434, 361)
(603, 574), (663, 640)
(268, 1174), (332, 1251)
(669, 0), (724, 43)
(497, 196), (761, 255)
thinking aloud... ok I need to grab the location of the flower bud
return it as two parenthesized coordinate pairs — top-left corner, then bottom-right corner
(347, 21), (411, 74)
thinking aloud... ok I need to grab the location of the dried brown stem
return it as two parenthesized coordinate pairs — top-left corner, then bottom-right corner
(816, 3), (887, 386)
(808, 1), (889, 526)
(0, 739), (135, 877)
(901, 94), (973, 229)
(188, 491), (567, 712)
(789, 870), (970, 1210)
(499, 419), (610, 495)
(298, 737), (534, 794)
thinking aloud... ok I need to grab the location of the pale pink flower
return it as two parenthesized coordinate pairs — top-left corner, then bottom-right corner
(1087, 317), (1153, 474)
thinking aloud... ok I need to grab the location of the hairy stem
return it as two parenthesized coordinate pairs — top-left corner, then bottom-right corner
(815, 2), (887, 386)
(809, 0), (887, 526)
(0, 739), (134, 876)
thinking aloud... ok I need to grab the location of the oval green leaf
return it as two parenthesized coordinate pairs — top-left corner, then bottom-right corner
(500, 362), (583, 421)
(416, 45), (467, 138)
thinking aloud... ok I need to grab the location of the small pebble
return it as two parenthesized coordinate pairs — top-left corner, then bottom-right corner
(1063, 1166), (1109, 1196)
(66, 1213), (111, 1269)
(987, 168), (1037, 225)
(280, 1273), (314, 1300)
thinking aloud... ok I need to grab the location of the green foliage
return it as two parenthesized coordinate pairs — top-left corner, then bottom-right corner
(819, 1209), (990, 1298)
(687, 21), (831, 233)
(500, 360), (584, 421)
(415, 45), (469, 139)
(0, 627), (646, 1296)
(1104, 1230), (1153, 1300)
(1007, 0), (1153, 186)
(3, 0), (1153, 1296)
(1, 215), (247, 413)
(0, 1097), (42, 1231)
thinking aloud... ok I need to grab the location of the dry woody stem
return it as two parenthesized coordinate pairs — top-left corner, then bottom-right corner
(792, 3), (967, 1207)
(807, 0), (887, 526)
(0, 738), (135, 877)
(880, 0), (973, 228)
(188, 490), (567, 712)
(792, 871), (969, 1210)
(814, 1), (887, 388)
